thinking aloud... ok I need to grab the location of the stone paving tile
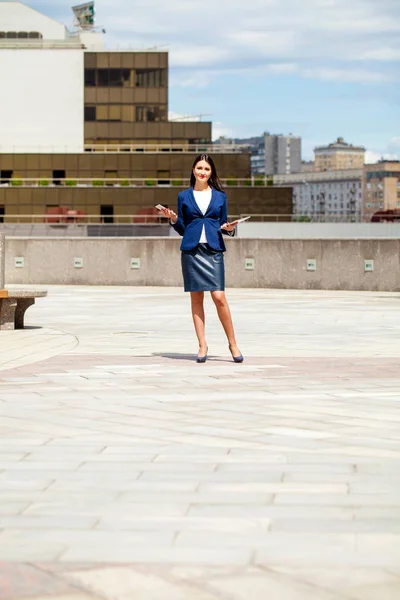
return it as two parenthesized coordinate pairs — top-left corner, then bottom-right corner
(0, 562), (77, 599)
(1, 286), (400, 598)
(66, 567), (222, 600)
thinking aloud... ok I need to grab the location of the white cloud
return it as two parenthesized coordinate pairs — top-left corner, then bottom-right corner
(33, 1), (400, 86)
(96, 0), (400, 66)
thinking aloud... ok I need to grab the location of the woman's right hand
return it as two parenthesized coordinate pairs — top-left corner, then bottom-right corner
(159, 208), (178, 224)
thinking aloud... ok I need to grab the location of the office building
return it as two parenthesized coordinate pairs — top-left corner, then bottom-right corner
(363, 161), (400, 220)
(0, 1), (292, 224)
(264, 134), (301, 175)
(314, 138), (365, 172)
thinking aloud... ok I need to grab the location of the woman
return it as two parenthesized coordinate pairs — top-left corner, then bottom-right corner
(159, 154), (243, 363)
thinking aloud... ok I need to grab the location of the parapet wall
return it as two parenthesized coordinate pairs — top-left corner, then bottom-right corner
(4, 237), (400, 291)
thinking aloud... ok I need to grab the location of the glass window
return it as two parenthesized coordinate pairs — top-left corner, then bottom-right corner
(135, 69), (166, 87)
(109, 69), (122, 86)
(97, 69), (132, 87)
(136, 105), (166, 122)
(136, 106), (145, 122)
(85, 69), (96, 86)
(109, 105), (121, 121)
(84, 106), (96, 121)
(97, 105), (108, 120)
(122, 105), (134, 121)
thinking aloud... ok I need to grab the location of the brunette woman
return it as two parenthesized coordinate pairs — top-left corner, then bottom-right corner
(159, 154), (243, 363)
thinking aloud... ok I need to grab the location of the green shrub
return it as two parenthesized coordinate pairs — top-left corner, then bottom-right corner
(145, 178), (156, 187)
(294, 216), (312, 222)
(65, 180), (77, 187)
(254, 179), (265, 187)
(11, 179), (23, 187)
(243, 179), (252, 187)
(226, 178), (237, 186)
(172, 179), (183, 186)
(120, 180), (130, 186)
(39, 179), (50, 186)
(92, 180), (104, 187)
(267, 179), (274, 186)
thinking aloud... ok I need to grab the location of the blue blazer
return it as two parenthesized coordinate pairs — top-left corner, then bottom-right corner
(172, 187), (234, 252)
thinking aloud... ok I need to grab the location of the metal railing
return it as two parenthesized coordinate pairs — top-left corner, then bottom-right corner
(0, 177), (274, 188)
(83, 143), (250, 154)
(0, 40), (84, 49)
(0, 213), (378, 230)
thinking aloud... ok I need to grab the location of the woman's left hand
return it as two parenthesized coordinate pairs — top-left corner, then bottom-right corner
(221, 221), (238, 232)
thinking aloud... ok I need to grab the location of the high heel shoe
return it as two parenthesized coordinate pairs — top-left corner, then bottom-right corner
(196, 347), (208, 363)
(229, 344), (244, 363)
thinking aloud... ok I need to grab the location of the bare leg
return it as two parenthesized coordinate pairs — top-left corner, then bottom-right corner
(210, 291), (241, 357)
(190, 292), (207, 355)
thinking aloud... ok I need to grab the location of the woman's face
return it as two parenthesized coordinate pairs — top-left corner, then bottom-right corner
(193, 160), (212, 184)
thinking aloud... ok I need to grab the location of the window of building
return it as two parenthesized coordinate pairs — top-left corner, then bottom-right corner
(122, 105), (134, 121)
(85, 69), (96, 86)
(105, 171), (118, 186)
(109, 105), (122, 121)
(96, 105), (108, 120)
(136, 105), (166, 122)
(53, 170), (65, 186)
(0, 170), (13, 184)
(135, 69), (166, 87)
(100, 205), (114, 224)
(97, 69), (132, 87)
(0, 205), (4, 224)
(84, 106), (96, 121)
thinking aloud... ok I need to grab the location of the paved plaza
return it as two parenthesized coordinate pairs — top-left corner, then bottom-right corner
(0, 285), (400, 599)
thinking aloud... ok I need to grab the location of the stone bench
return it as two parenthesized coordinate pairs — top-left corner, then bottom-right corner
(0, 290), (48, 330)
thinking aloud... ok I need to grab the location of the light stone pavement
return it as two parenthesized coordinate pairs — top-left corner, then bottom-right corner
(0, 285), (400, 600)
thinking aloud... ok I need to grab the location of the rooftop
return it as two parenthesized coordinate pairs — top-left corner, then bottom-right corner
(1, 284), (400, 597)
(315, 137), (366, 153)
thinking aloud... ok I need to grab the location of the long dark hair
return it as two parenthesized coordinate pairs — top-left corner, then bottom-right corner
(190, 154), (224, 192)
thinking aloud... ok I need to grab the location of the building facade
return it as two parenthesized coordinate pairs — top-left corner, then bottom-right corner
(314, 138), (365, 172)
(363, 161), (400, 220)
(264, 134), (301, 175)
(0, 1), (292, 224)
(274, 170), (363, 220)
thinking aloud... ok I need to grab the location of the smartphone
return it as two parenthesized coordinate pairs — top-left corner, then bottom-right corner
(155, 204), (166, 211)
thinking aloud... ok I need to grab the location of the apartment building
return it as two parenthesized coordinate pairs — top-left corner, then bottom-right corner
(274, 170), (363, 220)
(314, 138), (365, 172)
(363, 161), (400, 220)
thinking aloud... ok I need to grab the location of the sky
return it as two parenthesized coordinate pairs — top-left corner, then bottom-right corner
(28, 0), (400, 161)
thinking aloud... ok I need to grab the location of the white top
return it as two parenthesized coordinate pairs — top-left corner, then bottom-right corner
(193, 188), (212, 243)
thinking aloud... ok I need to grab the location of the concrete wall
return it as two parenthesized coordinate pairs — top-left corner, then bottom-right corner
(238, 222), (400, 239)
(4, 237), (400, 291)
(0, 49), (84, 153)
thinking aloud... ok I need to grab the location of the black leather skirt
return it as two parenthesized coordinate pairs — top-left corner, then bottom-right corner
(181, 243), (225, 292)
